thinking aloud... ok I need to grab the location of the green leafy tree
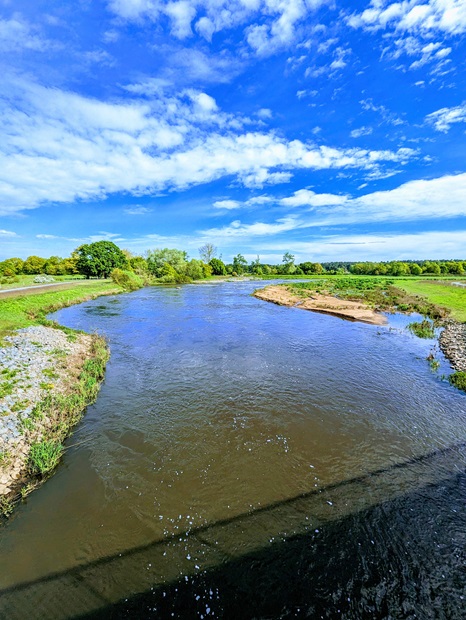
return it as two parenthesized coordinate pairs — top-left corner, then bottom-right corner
(75, 241), (128, 278)
(232, 253), (248, 275)
(250, 255), (263, 275)
(185, 259), (206, 280)
(410, 263), (422, 276)
(209, 257), (227, 275)
(23, 255), (47, 274)
(299, 262), (324, 275)
(281, 252), (296, 274)
(44, 256), (67, 276)
(146, 248), (188, 278)
(129, 256), (149, 274)
(0, 258), (24, 275)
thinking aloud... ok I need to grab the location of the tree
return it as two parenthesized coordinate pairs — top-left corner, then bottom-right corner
(186, 259), (206, 280)
(410, 263), (422, 276)
(23, 255), (46, 274)
(75, 241), (128, 278)
(281, 252), (296, 274)
(232, 253), (248, 275)
(299, 262), (324, 275)
(209, 257), (227, 275)
(199, 243), (217, 263)
(250, 255), (263, 275)
(0, 257), (24, 275)
(146, 248), (188, 278)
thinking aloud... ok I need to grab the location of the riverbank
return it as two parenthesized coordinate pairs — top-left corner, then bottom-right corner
(254, 285), (387, 325)
(0, 281), (120, 515)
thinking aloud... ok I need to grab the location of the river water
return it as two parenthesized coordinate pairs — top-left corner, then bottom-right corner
(1, 281), (466, 619)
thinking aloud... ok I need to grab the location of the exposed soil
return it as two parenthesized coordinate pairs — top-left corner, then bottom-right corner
(254, 285), (387, 326)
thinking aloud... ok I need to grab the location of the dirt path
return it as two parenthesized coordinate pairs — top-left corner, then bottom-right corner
(254, 285), (387, 325)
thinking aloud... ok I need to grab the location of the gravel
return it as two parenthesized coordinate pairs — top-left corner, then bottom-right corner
(439, 321), (466, 373)
(0, 325), (90, 496)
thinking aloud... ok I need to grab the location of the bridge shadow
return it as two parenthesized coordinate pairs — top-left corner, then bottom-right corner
(1, 443), (466, 619)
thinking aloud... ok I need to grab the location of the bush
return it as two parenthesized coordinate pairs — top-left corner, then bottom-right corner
(110, 269), (143, 291)
(33, 275), (55, 283)
(449, 371), (466, 392)
(407, 320), (435, 338)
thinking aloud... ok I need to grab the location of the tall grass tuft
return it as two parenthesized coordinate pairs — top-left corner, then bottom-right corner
(28, 441), (63, 475)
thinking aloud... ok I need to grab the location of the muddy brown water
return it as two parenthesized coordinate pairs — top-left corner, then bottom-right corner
(1, 281), (466, 619)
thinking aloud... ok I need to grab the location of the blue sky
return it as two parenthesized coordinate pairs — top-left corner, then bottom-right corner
(1, 0), (466, 263)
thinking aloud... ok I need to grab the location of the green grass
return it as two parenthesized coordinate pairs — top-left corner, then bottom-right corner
(0, 274), (85, 291)
(449, 371), (466, 392)
(28, 440), (63, 475)
(0, 281), (121, 341)
(407, 320), (435, 338)
(396, 279), (466, 322)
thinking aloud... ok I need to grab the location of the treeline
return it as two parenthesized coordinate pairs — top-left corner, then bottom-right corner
(1, 242), (465, 289)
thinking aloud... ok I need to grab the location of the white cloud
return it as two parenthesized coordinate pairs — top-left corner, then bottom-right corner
(257, 108), (273, 119)
(220, 172), (466, 232)
(281, 188), (347, 207)
(348, 1), (464, 68)
(350, 126), (373, 138)
(36, 234), (58, 239)
(201, 216), (300, 238)
(163, 48), (244, 84)
(108, 0), (328, 55)
(0, 75), (416, 216)
(213, 200), (241, 210)
(279, 172), (466, 226)
(123, 206), (153, 215)
(425, 101), (466, 131)
(348, 0), (466, 36)
(0, 15), (51, 52)
(0, 229), (18, 237)
(272, 230), (466, 262)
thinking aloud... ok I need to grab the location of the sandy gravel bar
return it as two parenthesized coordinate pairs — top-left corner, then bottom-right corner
(0, 325), (93, 497)
(254, 285), (387, 326)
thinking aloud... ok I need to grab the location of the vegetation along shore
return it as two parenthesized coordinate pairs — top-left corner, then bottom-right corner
(254, 277), (466, 391)
(0, 280), (122, 516)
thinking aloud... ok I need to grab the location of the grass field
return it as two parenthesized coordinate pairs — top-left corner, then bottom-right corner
(396, 279), (466, 322)
(0, 281), (121, 340)
(0, 274), (85, 291)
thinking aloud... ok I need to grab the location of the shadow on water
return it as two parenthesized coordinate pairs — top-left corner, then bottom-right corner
(2, 442), (465, 619)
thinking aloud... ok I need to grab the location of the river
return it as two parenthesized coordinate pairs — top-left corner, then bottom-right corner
(1, 281), (466, 619)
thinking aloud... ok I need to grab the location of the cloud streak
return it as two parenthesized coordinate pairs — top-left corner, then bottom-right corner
(0, 75), (415, 216)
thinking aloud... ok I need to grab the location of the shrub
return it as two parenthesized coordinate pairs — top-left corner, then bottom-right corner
(449, 371), (466, 392)
(110, 268), (143, 291)
(33, 275), (55, 283)
(407, 320), (435, 338)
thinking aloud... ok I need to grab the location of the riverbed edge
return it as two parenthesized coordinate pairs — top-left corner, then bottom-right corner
(0, 327), (109, 516)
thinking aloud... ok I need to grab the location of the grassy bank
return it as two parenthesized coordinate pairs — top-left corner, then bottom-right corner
(0, 280), (120, 516)
(0, 280), (121, 341)
(396, 279), (466, 322)
(285, 277), (448, 320)
(1, 333), (110, 516)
